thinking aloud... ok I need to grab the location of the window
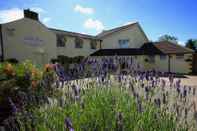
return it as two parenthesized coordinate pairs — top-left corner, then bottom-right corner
(90, 40), (97, 49)
(176, 54), (184, 59)
(75, 37), (83, 48)
(56, 34), (67, 47)
(148, 55), (155, 63)
(119, 39), (129, 48)
(160, 55), (167, 60)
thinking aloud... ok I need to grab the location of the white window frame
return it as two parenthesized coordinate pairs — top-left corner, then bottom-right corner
(119, 39), (129, 48)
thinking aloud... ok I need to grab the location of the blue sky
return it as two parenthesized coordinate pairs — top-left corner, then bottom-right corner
(0, 0), (196, 45)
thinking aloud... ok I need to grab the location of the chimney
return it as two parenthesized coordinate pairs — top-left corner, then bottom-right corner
(24, 9), (39, 21)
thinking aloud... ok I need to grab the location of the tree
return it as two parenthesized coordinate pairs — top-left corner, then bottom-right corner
(185, 39), (197, 51)
(158, 35), (178, 43)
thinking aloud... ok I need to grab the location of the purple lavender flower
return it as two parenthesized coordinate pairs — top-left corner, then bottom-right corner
(176, 87), (180, 95)
(162, 93), (166, 104)
(145, 86), (149, 92)
(188, 87), (191, 94)
(136, 97), (143, 113)
(161, 79), (166, 89)
(193, 88), (196, 96)
(157, 98), (161, 108)
(194, 112), (197, 124)
(176, 79), (181, 89)
(65, 117), (74, 131)
(72, 85), (80, 99)
(116, 112), (123, 130)
(183, 86), (187, 98)
(184, 108), (188, 119)
(176, 105), (180, 117)
(8, 97), (17, 114)
(154, 98), (161, 108)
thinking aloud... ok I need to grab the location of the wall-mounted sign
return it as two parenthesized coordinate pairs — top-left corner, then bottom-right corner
(24, 36), (44, 46)
(6, 28), (15, 36)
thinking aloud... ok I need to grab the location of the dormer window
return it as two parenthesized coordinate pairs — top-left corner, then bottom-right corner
(75, 37), (83, 48)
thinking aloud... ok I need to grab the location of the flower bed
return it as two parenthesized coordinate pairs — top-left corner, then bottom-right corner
(16, 87), (184, 131)
(0, 60), (197, 130)
(0, 61), (60, 124)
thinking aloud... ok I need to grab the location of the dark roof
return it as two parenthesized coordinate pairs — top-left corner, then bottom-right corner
(49, 28), (100, 40)
(140, 42), (164, 55)
(153, 41), (194, 54)
(90, 41), (194, 56)
(96, 22), (138, 38)
(90, 48), (142, 56)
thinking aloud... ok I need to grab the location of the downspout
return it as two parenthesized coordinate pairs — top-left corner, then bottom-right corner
(99, 40), (102, 49)
(168, 55), (171, 73)
(0, 24), (4, 62)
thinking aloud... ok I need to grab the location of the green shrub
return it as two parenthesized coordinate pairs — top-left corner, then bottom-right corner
(5, 58), (19, 64)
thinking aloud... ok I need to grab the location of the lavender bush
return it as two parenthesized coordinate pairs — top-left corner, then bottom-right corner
(16, 86), (184, 131)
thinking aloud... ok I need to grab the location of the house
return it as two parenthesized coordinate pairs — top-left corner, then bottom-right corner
(91, 41), (194, 74)
(49, 28), (101, 57)
(0, 9), (57, 65)
(97, 22), (149, 49)
(0, 9), (194, 74)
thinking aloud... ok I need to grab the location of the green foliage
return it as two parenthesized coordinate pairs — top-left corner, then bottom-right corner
(0, 61), (51, 104)
(185, 39), (197, 51)
(158, 34), (178, 42)
(16, 87), (186, 131)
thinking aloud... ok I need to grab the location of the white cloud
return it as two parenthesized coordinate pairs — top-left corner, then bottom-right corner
(84, 18), (104, 31)
(30, 7), (46, 13)
(178, 41), (185, 45)
(42, 17), (51, 23)
(74, 5), (94, 15)
(0, 8), (23, 23)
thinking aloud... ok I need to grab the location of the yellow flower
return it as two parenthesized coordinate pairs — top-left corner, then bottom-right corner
(4, 63), (15, 76)
(31, 68), (38, 78)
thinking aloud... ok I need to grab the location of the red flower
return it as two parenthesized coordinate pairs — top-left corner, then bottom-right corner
(31, 80), (38, 89)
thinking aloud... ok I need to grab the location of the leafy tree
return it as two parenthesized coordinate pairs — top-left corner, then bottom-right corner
(158, 34), (178, 43)
(185, 39), (197, 51)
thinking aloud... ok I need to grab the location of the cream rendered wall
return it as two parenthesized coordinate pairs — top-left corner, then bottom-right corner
(153, 55), (169, 72)
(101, 24), (148, 49)
(131, 54), (192, 74)
(57, 36), (100, 57)
(2, 18), (57, 65)
(170, 54), (192, 74)
(152, 54), (192, 74)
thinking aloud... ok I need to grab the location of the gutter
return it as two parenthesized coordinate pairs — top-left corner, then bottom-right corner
(0, 24), (4, 62)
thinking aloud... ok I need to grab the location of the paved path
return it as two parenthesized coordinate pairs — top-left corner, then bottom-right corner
(162, 75), (197, 87)
(180, 75), (197, 86)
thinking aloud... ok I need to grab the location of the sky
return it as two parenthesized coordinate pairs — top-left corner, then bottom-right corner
(0, 0), (197, 45)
